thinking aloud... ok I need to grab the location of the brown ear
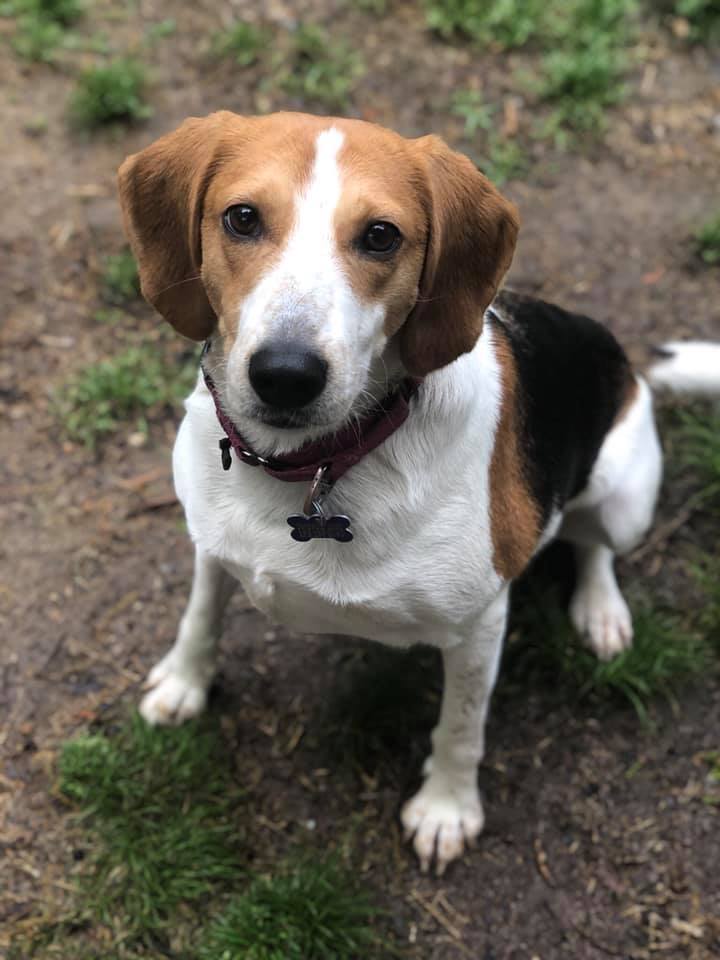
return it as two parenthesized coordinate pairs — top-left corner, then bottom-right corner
(400, 136), (519, 376)
(117, 111), (239, 340)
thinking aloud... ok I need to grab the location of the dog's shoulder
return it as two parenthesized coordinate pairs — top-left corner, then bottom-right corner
(488, 290), (635, 527)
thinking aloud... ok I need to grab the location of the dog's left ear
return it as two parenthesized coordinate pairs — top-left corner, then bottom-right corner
(117, 111), (240, 341)
(401, 136), (520, 376)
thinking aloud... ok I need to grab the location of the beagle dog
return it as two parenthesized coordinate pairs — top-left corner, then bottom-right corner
(118, 111), (715, 875)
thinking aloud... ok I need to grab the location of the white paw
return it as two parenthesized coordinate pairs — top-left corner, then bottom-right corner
(139, 653), (212, 726)
(401, 772), (484, 875)
(570, 586), (633, 661)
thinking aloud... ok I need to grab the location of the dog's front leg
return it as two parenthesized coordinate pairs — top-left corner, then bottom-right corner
(140, 548), (236, 725)
(401, 589), (508, 875)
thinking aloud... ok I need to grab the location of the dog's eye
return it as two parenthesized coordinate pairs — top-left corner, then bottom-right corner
(360, 221), (401, 256)
(223, 204), (261, 239)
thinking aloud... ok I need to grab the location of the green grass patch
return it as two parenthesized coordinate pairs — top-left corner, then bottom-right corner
(450, 90), (526, 185)
(424, 0), (547, 48)
(668, 0), (720, 44)
(694, 556), (720, 644)
(7, 0), (83, 62)
(198, 856), (391, 960)
(450, 87), (495, 137)
(479, 134), (527, 185)
(433, 0), (638, 137)
(664, 402), (720, 497)
(503, 567), (707, 723)
(213, 19), (267, 66)
(12, 715), (401, 959)
(101, 249), (140, 305)
(278, 24), (364, 109)
(68, 58), (151, 129)
(533, 35), (629, 134)
(694, 212), (720, 265)
(55, 341), (198, 448)
(56, 715), (246, 949)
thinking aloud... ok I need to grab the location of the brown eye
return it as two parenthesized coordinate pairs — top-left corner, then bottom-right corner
(223, 204), (261, 239)
(360, 221), (401, 256)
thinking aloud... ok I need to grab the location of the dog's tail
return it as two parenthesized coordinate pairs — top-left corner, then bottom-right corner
(647, 341), (720, 397)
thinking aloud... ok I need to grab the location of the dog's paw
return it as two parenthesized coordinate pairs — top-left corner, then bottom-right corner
(139, 654), (212, 726)
(401, 773), (484, 876)
(570, 585), (633, 661)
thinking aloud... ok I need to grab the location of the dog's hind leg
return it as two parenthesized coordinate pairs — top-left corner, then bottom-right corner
(140, 548), (236, 725)
(561, 377), (662, 660)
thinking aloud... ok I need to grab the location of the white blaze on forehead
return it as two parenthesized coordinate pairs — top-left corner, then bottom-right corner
(294, 126), (345, 259)
(235, 126), (347, 344)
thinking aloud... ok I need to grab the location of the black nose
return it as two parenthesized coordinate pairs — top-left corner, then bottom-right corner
(248, 342), (328, 409)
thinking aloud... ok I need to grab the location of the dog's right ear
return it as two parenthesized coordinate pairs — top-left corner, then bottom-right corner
(118, 111), (238, 340)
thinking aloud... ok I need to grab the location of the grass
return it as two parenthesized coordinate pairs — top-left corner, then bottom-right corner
(694, 213), (720, 265)
(213, 19), (267, 66)
(432, 0), (638, 136)
(56, 715), (246, 948)
(12, 714), (400, 958)
(197, 856), (390, 960)
(68, 58), (151, 129)
(423, 0), (547, 49)
(479, 134), (527, 185)
(533, 34), (629, 134)
(665, 402), (720, 497)
(55, 341), (198, 448)
(693, 556), (720, 643)
(450, 87), (495, 137)
(101, 249), (140, 305)
(7, 0), (83, 62)
(503, 571), (708, 723)
(278, 24), (364, 109)
(450, 90), (526, 185)
(670, 0), (720, 43)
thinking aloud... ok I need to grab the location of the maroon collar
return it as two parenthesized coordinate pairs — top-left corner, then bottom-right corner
(202, 367), (421, 487)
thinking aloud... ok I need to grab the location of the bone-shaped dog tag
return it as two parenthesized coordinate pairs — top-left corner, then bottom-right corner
(287, 513), (353, 543)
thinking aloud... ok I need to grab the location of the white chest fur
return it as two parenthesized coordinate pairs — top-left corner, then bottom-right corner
(173, 331), (506, 649)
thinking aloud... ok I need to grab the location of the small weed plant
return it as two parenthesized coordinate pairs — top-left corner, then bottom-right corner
(665, 402), (720, 498)
(424, 0), (546, 48)
(450, 88), (495, 137)
(694, 213), (720, 265)
(479, 134), (527, 184)
(213, 19), (267, 66)
(279, 24), (364, 109)
(7, 0), (83, 61)
(671, 0), (720, 43)
(430, 0), (638, 135)
(69, 58), (151, 129)
(56, 342), (197, 448)
(101, 249), (140, 304)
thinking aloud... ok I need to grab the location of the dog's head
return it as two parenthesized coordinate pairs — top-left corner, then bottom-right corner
(119, 111), (518, 451)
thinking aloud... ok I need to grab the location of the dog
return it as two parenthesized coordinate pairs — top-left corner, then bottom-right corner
(118, 111), (719, 874)
(648, 342), (720, 397)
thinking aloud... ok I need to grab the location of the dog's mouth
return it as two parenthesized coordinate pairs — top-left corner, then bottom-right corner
(251, 403), (336, 432)
(255, 408), (313, 430)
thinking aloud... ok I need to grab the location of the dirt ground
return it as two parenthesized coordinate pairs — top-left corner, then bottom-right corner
(1, 1), (720, 958)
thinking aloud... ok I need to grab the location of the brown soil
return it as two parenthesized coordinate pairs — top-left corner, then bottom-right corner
(1, 2), (719, 958)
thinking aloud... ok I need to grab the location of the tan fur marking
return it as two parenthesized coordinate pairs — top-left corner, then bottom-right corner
(489, 330), (541, 581)
(612, 373), (639, 426)
(332, 128), (428, 336)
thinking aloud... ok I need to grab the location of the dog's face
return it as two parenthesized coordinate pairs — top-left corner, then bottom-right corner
(119, 112), (518, 449)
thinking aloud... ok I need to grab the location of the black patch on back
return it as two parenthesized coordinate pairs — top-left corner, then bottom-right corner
(490, 290), (634, 525)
